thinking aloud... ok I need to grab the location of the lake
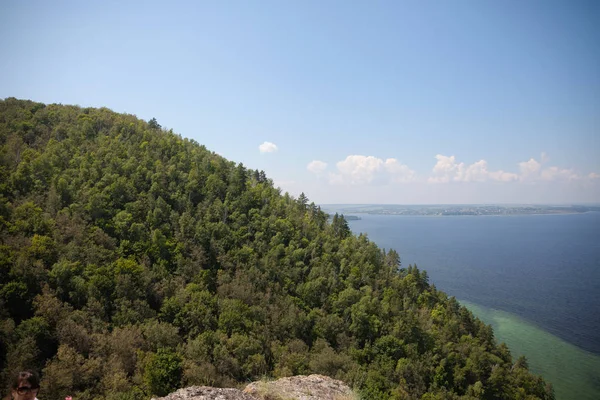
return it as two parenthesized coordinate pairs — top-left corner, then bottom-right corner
(345, 212), (600, 400)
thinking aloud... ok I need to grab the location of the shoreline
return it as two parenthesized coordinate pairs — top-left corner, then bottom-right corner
(334, 210), (600, 218)
(459, 299), (600, 400)
(341, 211), (591, 218)
(323, 205), (600, 218)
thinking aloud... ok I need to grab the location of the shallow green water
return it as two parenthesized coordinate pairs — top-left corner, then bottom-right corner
(460, 300), (600, 400)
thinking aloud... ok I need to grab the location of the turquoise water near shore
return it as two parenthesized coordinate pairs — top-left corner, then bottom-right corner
(460, 300), (600, 400)
(342, 212), (600, 400)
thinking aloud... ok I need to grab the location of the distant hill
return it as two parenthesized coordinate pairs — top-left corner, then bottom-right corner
(0, 98), (554, 400)
(322, 204), (600, 216)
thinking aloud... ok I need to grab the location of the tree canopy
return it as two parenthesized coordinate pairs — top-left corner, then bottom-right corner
(0, 98), (554, 400)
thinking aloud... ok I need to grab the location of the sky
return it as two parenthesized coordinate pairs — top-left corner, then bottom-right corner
(1, 0), (599, 204)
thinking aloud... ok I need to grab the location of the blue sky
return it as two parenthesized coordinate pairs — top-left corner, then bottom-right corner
(1, 0), (599, 203)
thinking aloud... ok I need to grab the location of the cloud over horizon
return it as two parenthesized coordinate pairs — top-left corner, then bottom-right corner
(518, 156), (580, 182)
(429, 154), (591, 184)
(307, 160), (328, 175)
(308, 153), (598, 188)
(429, 155), (518, 183)
(259, 141), (278, 153)
(323, 155), (416, 185)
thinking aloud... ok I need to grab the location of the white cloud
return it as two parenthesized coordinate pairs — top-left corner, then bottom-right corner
(540, 167), (579, 181)
(385, 158), (416, 183)
(314, 153), (592, 189)
(429, 155), (464, 183)
(488, 170), (520, 182)
(308, 152), (599, 204)
(328, 155), (415, 185)
(307, 160), (328, 174)
(518, 158), (542, 180)
(258, 141), (278, 153)
(428, 152), (585, 184)
(517, 156), (584, 182)
(462, 160), (487, 182)
(429, 155), (518, 183)
(464, 160), (518, 182)
(334, 155), (383, 184)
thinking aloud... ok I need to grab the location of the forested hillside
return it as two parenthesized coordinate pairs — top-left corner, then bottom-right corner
(0, 98), (553, 400)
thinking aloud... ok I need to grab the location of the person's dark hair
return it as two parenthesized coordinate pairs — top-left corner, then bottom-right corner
(10, 371), (40, 390)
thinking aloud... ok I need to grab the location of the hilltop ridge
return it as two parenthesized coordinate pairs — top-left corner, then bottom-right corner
(0, 98), (553, 399)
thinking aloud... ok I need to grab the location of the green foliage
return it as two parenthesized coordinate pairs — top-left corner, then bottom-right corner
(144, 348), (183, 397)
(0, 98), (554, 400)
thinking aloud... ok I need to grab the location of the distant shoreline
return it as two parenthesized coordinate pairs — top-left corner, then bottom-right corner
(322, 204), (600, 217)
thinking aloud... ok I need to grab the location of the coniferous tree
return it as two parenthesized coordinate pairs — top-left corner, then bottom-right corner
(0, 99), (554, 400)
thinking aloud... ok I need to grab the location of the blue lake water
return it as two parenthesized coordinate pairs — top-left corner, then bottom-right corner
(344, 212), (600, 399)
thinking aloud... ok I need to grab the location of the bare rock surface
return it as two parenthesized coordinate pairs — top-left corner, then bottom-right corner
(151, 386), (256, 400)
(153, 375), (355, 400)
(244, 374), (355, 400)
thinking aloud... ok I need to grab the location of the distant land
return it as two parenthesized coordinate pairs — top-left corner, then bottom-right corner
(326, 214), (361, 221)
(322, 204), (600, 217)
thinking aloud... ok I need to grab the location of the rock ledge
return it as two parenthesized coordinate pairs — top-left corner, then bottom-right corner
(152, 386), (255, 400)
(245, 374), (354, 400)
(153, 375), (355, 400)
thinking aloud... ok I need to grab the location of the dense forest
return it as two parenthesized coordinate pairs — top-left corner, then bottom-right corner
(0, 98), (553, 399)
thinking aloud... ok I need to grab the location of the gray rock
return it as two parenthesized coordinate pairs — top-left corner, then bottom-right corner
(152, 375), (356, 400)
(244, 374), (355, 400)
(152, 386), (256, 400)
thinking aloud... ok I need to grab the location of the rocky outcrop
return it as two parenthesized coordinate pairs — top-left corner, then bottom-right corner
(151, 386), (255, 400)
(244, 374), (355, 400)
(152, 375), (356, 400)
